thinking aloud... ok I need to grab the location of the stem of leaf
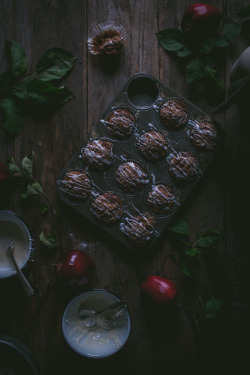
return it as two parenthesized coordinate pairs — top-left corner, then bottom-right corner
(36, 189), (57, 216)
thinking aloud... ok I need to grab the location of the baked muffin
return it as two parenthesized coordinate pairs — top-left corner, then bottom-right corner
(105, 108), (136, 139)
(120, 213), (154, 247)
(115, 161), (149, 193)
(82, 139), (114, 170)
(91, 192), (123, 225)
(136, 130), (169, 161)
(159, 98), (189, 130)
(89, 27), (125, 56)
(146, 184), (176, 215)
(189, 120), (218, 152)
(168, 151), (201, 184)
(58, 170), (91, 199)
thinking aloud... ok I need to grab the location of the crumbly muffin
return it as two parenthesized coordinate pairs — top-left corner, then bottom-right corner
(91, 192), (123, 225)
(120, 213), (154, 247)
(90, 29), (124, 56)
(82, 139), (114, 170)
(105, 108), (136, 139)
(189, 120), (218, 152)
(136, 130), (169, 161)
(115, 161), (149, 193)
(59, 170), (91, 199)
(168, 151), (201, 184)
(159, 98), (189, 130)
(146, 184), (176, 215)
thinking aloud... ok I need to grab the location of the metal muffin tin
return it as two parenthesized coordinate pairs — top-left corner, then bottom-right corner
(57, 73), (223, 250)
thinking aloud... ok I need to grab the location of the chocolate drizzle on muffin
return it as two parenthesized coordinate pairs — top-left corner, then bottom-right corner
(189, 120), (218, 152)
(59, 170), (91, 199)
(115, 161), (149, 193)
(105, 108), (136, 139)
(82, 139), (114, 170)
(120, 213), (154, 246)
(136, 130), (169, 161)
(168, 151), (201, 185)
(159, 98), (189, 130)
(146, 184), (176, 215)
(91, 192), (123, 225)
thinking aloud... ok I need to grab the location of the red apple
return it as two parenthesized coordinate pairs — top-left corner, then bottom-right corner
(181, 3), (221, 47)
(55, 250), (95, 286)
(141, 275), (178, 305)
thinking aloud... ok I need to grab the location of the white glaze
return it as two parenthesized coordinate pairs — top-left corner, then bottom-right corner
(0, 211), (32, 278)
(62, 290), (131, 358)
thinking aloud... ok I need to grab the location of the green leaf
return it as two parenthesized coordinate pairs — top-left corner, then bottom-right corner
(7, 157), (21, 175)
(0, 71), (12, 95)
(26, 184), (38, 196)
(21, 152), (34, 180)
(196, 230), (221, 248)
(212, 74), (250, 114)
(185, 59), (206, 84)
(199, 296), (223, 319)
(177, 45), (192, 58)
(198, 35), (215, 55)
(156, 28), (185, 52)
(0, 97), (24, 135)
(32, 181), (43, 193)
(39, 231), (58, 248)
(223, 22), (241, 43)
(237, 5), (250, 18)
(14, 77), (74, 106)
(214, 34), (230, 48)
(168, 219), (189, 236)
(38, 202), (48, 214)
(47, 232), (57, 243)
(36, 47), (76, 81)
(5, 38), (28, 77)
(185, 246), (201, 256)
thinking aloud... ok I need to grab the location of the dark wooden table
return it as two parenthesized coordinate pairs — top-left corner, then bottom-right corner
(1, 1), (250, 374)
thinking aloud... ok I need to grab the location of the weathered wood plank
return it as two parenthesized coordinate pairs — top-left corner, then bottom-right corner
(1, 0), (250, 374)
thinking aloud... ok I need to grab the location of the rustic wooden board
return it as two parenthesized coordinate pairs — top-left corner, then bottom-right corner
(1, 1), (250, 374)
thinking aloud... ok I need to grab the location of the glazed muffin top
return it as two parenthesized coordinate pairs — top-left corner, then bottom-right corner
(59, 170), (92, 199)
(105, 108), (136, 139)
(159, 98), (189, 130)
(189, 120), (218, 152)
(146, 183), (176, 215)
(120, 212), (154, 247)
(136, 130), (170, 161)
(91, 192), (123, 225)
(168, 151), (201, 185)
(115, 161), (149, 193)
(82, 139), (114, 170)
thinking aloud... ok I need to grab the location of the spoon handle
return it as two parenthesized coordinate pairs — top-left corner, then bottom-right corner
(7, 244), (34, 297)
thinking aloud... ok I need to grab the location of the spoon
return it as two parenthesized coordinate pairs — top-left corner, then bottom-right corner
(6, 242), (34, 297)
(79, 301), (127, 329)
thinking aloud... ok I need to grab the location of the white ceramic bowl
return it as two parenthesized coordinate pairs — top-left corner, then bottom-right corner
(0, 210), (33, 279)
(62, 289), (131, 358)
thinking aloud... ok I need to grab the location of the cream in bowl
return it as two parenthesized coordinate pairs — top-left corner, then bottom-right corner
(62, 289), (131, 358)
(0, 210), (33, 279)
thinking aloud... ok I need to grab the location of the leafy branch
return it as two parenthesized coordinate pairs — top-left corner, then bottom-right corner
(6, 151), (60, 248)
(168, 219), (222, 276)
(0, 39), (76, 136)
(156, 20), (240, 103)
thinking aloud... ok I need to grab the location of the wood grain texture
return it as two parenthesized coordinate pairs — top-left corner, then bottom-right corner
(1, 1), (250, 374)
